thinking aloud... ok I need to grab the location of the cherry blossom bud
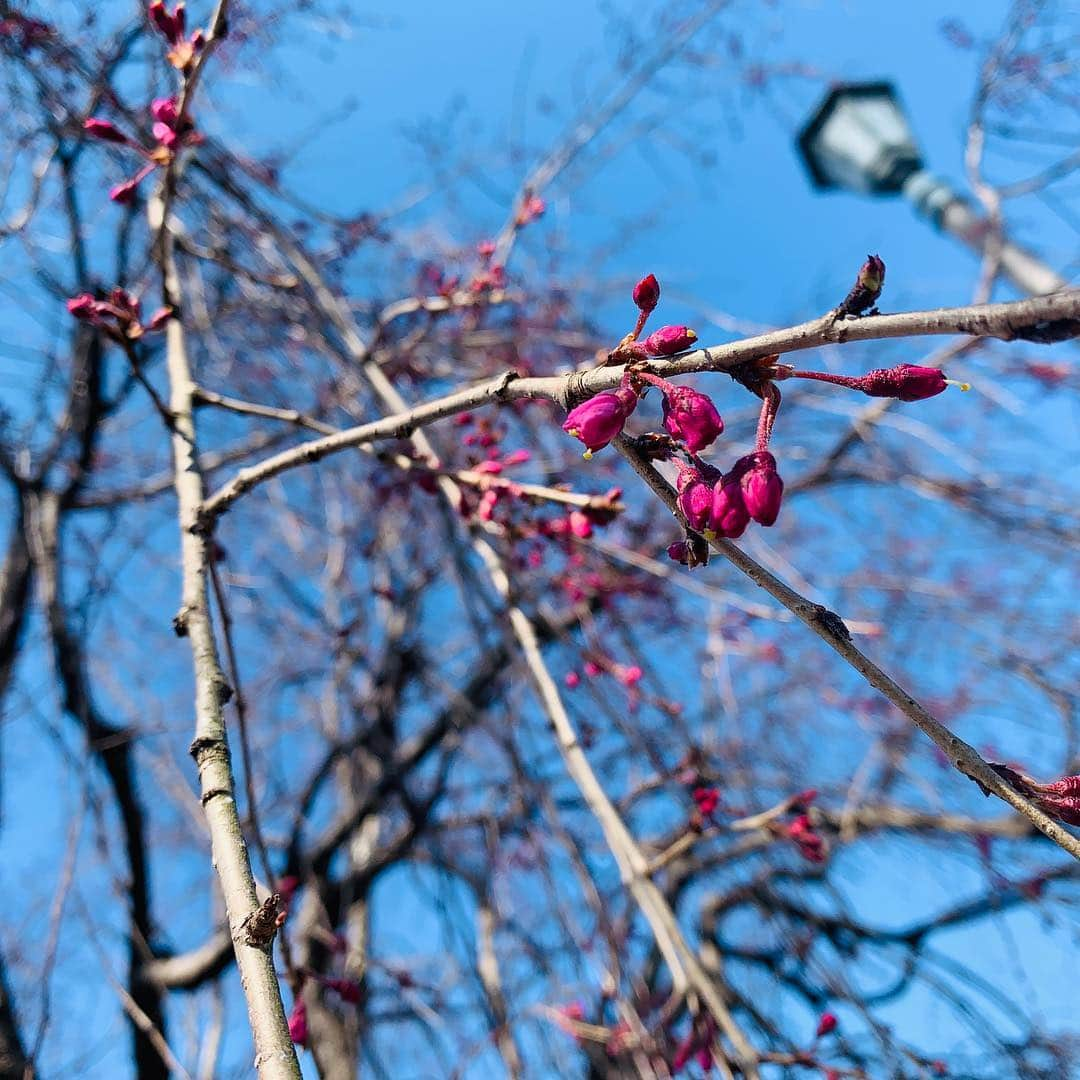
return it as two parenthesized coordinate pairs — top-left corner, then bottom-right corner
(151, 96), (179, 125)
(667, 541), (690, 565)
(662, 385), (723, 454)
(632, 273), (660, 313)
(583, 661), (602, 678)
(815, 1012), (838, 1038)
(709, 476), (749, 539)
(83, 118), (130, 144)
(148, 0), (179, 41)
(693, 786), (719, 816)
(861, 363), (948, 401)
(287, 1000), (308, 1047)
(66, 294), (99, 320)
(564, 671), (580, 689)
(562, 386), (638, 456)
(736, 451), (783, 526)
(619, 665), (642, 687)
(676, 465), (713, 533)
(643, 325), (698, 356)
(568, 510), (593, 539)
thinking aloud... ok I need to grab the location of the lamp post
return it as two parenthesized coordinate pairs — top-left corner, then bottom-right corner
(796, 82), (1066, 297)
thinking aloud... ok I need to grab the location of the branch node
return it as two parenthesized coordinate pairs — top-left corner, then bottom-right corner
(811, 604), (851, 641)
(240, 893), (284, 949)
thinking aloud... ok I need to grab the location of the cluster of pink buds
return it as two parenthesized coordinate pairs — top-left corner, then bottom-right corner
(562, 274), (713, 460)
(67, 289), (171, 340)
(83, 97), (200, 204)
(674, 451), (783, 541)
(149, 0), (205, 70)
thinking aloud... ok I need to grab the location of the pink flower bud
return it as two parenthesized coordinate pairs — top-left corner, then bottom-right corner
(148, 0), (179, 41)
(643, 325), (698, 356)
(709, 477), (749, 539)
(564, 671), (580, 689)
(151, 96), (179, 125)
(860, 363), (947, 402)
(735, 451), (783, 526)
(66, 294), (100, 320)
(619, 665), (642, 687)
(153, 121), (178, 148)
(667, 541), (690, 565)
(562, 386), (638, 455)
(83, 118), (130, 144)
(815, 1012), (837, 1038)
(676, 465), (713, 533)
(662, 385), (724, 454)
(568, 510), (593, 539)
(693, 786), (720, 816)
(583, 661), (602, 678)
(632, 273), (660, 313)
(287, 1000), (308, 1046)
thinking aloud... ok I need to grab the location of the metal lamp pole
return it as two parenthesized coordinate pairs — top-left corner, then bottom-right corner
(796, 82), (1066, 297)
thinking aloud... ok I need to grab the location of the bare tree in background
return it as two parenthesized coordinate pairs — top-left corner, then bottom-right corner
(1, 1), (1079, 1077)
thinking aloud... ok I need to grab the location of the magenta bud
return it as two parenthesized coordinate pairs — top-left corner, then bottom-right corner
(666, 541), (690, 565)
(643, 325), (697, 356)
(150, 96), (179, 125)
(83, 118), (130, 144)
(148, 0), (177, 40)
(662, 385), (724, 454)
(153, 121), (178, 147)
(816, 1012), (838, 1038)
(709, 476), (749, 538)
(632, 273), (660, 314)
(568, 510), (593, 539)
(676, 464), (712, 532)
(66, 294), (99, 320)
(562, 386), (638, 455)
(287, 1000), (308, 1047)
(736, 451), (783, 526)
(861, 363), (947, 401)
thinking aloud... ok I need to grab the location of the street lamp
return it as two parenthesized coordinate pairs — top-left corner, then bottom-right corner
(797, 82), (1065, 297)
